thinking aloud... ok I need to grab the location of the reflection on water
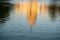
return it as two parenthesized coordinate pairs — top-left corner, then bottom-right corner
(14, 1), (60, 26)
(48, 4), (60, 22)
(0, 0), (60, 40)
(48, 4), (57, 22)
(14, 1), (38, 27)
(27, 1), (37, 28)
(14, 1), (48, 27)
(0, 2), (11, 25)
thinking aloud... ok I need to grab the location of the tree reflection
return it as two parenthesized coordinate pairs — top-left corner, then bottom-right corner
(57, 6), (60, 13)
(0, 2), (11, 26)
(48, 4), (57, 22)
(48, 0), (60, 22)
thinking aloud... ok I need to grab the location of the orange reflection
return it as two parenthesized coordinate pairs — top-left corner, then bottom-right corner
(27, 1), (37, 28)
(41, 2), (48, 15)
(14, 1), (48, 28)
(14, 3), (27, 15)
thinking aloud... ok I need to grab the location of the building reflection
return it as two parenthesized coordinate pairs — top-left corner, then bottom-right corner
(14, 1), (60, 28)
(14, 1), (39, 28)
(14, 1), (49, 28)
(41, 2), (48, 15)
(0, 2), (11, 26)
(14, 3), (27, 15)
(14, 1), (38, 28)
(27, 1), (38, 28)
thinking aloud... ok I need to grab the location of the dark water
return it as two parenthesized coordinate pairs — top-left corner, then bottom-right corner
(0, 0), (60, 40)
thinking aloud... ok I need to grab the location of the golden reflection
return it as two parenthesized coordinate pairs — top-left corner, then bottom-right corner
(27, 1), (37, 28)
(41, 2), (48, 14)
(14, 3), (27, 14)
(14, 1), (48, 28)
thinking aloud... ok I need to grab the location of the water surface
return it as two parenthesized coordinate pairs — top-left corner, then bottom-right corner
(0, 0), (60, 40)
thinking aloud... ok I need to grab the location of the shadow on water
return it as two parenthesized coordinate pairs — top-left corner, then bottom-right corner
(48, 0), (60, 22)
(0, 2), (12, 26)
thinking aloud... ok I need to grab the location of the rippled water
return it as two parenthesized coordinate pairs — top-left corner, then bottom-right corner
(0, 0), (60, 40)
